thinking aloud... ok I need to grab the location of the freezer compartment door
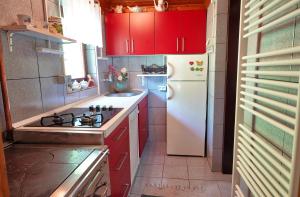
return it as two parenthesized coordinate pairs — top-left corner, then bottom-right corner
(167, 81), (207, 156)
(166, 54), (208, 81)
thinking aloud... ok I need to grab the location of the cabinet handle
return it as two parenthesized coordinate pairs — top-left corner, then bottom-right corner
(114, 152), (128, 171)
(113, 127), (127, 142)
(176, 37), (179, 52)
(131, 39), (134, 53)
(182, 37), (185, 52)
(126, 40), (129, 53)
(122, 183), (130, 197)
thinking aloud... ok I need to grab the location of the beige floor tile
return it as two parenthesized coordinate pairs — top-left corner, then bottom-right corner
(137, 164), (163, 178)
(130, 177), (162, 195)
(217, 181), (232, 197)
(141, 154), (165, 165)
(164, 156), (187, 166)
(189, 180), (221, 197)
(187, 157), (209, 167)
(162, 178), (190, 189)
(163, 165), (188, 179)
(188, 166), (232, 181)
(141, 178), (191, 197)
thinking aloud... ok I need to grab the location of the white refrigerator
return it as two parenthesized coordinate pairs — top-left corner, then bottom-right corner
(166, 54), (208, 156)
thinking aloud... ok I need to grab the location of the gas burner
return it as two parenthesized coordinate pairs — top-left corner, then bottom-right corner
(76, 113), (104, 127)
(80, 114), (96, 125)
(40, 113), (74, 127)
(53, 113), (64, 125)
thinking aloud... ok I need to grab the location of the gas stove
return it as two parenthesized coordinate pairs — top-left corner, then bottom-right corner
(24, 105), (123, 128)
(14, 105), (124, 145)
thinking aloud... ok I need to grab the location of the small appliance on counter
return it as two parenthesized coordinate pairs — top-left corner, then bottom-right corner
(5, 143), (110, 197)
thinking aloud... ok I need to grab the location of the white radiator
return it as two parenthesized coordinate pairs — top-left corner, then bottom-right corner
(232, 0), (300, 196)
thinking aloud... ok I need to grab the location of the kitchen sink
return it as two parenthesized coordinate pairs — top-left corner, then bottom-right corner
(105, 90), (143, 97)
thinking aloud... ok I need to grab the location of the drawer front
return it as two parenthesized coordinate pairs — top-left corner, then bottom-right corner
(104, 117), (131, 197)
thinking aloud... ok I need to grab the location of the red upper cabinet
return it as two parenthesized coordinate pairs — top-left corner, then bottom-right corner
(105, 10), (206, 56)
(105, 13), (130, 56)
(130, 12), (155, 55)
(155, 12), (181, 54)
(181, 10), (207, 54)
(155, 10), (207, 54)
(105, 12), (154, 56)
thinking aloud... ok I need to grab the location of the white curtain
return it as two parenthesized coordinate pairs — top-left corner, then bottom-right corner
(61, 0), (103, 79)
(62, 0), (103, 47)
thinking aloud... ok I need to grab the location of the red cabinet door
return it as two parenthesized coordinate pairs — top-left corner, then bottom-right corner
(130, 12), (155, 55)
(105, 13), (130, 56)
(138, 96), (148, 157)
(155, 11), (181, 54)
(104, 118), (131, 197)
(180, 10), (207, 54)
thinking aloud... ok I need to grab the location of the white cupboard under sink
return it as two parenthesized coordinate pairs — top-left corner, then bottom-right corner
(129, 107), (140, 183)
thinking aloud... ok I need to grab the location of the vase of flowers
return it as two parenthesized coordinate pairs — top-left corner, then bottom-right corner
(109, 65), (129, 92)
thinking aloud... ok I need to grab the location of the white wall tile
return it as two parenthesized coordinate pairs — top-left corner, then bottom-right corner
(214, 98), (225, 125)
(215, 43), (227, 71)
(213, 124), (224, 149)
(148, 90), (166, 108)
(214, 71), (226, 99)
(216, 0), (229, 14)
(216, 14), (228, 44)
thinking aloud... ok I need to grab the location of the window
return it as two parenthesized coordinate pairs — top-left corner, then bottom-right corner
(63, 43), (86, 79)
(61, 0), (103, 79)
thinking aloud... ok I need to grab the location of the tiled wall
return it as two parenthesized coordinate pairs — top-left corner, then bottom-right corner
(98, 56), (167, 142)
(206, 0), (229, 171)
(0, 33), (98, 125)
(0, 0), (98, 132)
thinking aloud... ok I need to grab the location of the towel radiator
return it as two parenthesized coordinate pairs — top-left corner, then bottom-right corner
(232, 0), (300, 196)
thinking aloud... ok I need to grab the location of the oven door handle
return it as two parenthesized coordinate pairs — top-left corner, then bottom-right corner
(114, 152), (128, 171)
(84, 171), (104, 196)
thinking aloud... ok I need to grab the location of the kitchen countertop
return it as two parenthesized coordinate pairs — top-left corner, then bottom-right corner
(75, 89), (148, 137)
(14, 89), (148, 138)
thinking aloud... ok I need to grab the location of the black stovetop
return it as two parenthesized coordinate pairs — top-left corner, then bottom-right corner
(24, 107), (123, 128)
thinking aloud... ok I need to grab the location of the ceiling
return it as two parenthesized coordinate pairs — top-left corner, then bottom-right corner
(99, 0), (210, 12)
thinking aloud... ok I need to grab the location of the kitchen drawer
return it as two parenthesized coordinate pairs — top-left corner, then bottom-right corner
(105, 118), (129, 148)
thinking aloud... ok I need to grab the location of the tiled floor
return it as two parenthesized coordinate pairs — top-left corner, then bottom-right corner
(129, 142), (232, 197)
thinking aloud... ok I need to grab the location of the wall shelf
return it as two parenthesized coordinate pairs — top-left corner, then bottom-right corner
(0, 25), (76, 52)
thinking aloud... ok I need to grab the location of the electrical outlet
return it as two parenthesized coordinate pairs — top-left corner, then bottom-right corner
(158, 85), (167, 92)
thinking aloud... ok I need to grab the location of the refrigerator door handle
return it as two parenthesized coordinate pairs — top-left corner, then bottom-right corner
(167, 62), (174, 79)
(167, 84), (174, 100)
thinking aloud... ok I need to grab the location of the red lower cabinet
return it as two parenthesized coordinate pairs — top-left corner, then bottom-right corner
(105, 118), (131, 197)
(138, 96), (149, 157)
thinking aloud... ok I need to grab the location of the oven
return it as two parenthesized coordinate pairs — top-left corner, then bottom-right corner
(67, 149), (110, 197)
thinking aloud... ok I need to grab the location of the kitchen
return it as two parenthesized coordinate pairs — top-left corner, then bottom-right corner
(1, 0), (300, 197)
